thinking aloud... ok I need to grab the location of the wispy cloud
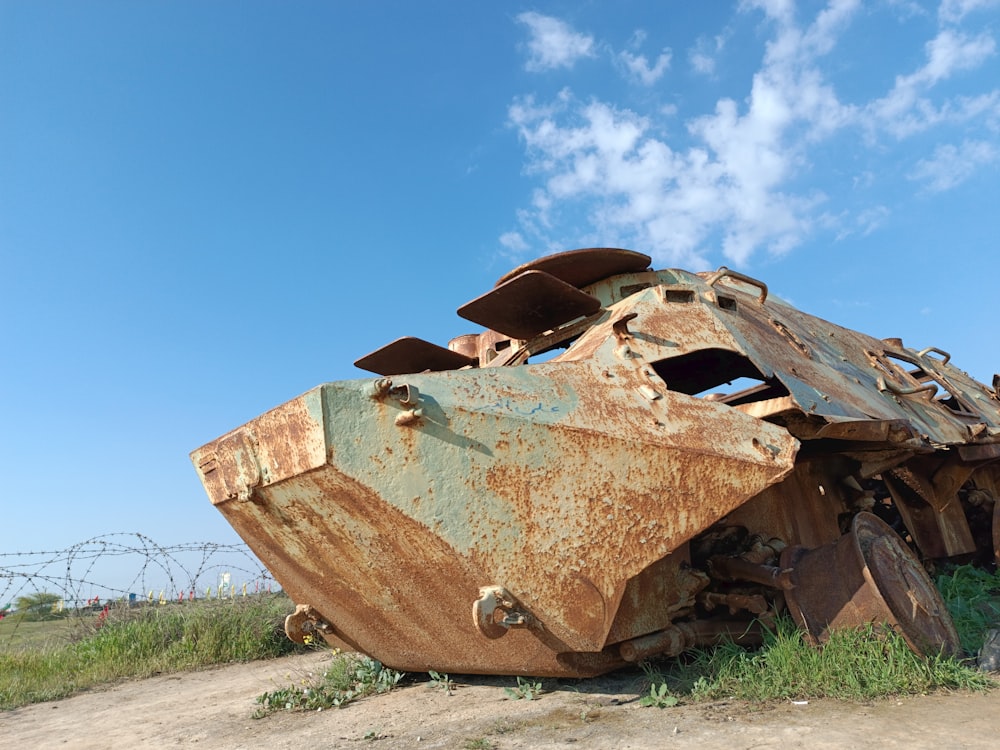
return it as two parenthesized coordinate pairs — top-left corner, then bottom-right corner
(618, 48), (672, 85)
(689, 32), (729, 76)
(866, 29), (998, 137)
(516, 12), (595, 72)
(939, 0), (1000, 24)
(503, 0), (1000, 267)
(909, 139), (1000, 191)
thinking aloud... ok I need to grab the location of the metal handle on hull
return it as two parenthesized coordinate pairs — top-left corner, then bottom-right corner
(704, 266), (768, 304)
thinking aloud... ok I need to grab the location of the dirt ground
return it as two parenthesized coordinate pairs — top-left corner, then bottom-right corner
(3, 651), (1000, 750)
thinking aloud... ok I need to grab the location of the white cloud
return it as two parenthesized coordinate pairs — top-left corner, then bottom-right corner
(887, 0), (928, 20)
(689, 32), (728, 76)
(690, 50), (716, 75)
(866, 30), (998, 137)
(940, 0), (1000, 24)
(499, 231), (528, 253)
(908, 139), (1000, 191)
(506, 4), (861, 266)
(503, 2), (1000, 267)
(857, 205), (890, 236)
(619, 49), (672, 85)
(516, 12), (595, 72)
(741, 0), (797, 26)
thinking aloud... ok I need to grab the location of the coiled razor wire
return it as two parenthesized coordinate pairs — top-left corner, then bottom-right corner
(0, 532), (279, 618)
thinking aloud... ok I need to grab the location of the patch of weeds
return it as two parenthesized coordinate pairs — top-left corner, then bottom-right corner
(503, 675), (544, 700)
(638, 660), (680, 707)
(639, 682), (680, 708)
(362, 728), (387, 741)
(427, 670), (455, 694)
(253, 654), (404, 717)
(463, 738), (495, 750)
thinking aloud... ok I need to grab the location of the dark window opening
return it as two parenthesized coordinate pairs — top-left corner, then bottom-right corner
(716, 295), (738, 311)
(650, 348), (789, 405)
(663, 288), (695, 304)
(620, 282), (653, 298)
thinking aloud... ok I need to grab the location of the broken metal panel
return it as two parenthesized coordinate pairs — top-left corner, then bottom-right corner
(603, 549), (708, 645)
(558, 265), (997, 449)
(884, 466), (977, 559)
(723, 457), (852, 553)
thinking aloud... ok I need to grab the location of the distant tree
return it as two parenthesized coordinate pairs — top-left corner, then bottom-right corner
(14, 592), (64, 621)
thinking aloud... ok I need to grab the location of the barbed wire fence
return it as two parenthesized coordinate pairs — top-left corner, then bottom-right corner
(0, 532), (280, 618)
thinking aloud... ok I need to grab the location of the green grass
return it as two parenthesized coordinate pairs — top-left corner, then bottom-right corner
(0, 594), (303, 710)
(5, 561), (999, 714)
(936, 564), (1000, 655)
(0, 616), (78, 653)
(641, 617), (994, 706)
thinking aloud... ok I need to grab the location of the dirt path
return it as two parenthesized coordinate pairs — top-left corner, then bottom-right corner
(2, 651), (999, 749)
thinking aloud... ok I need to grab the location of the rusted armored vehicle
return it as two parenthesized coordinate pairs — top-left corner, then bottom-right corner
(192, 248), (1000, 677)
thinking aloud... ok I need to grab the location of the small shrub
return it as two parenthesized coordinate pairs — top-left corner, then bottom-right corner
(639, 682), (679, 708)
(427, 670), (455, 694)
(253, 654), (404, 717)
(503, 675), (544, 701)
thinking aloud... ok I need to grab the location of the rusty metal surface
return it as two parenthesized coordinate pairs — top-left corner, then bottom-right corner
(457, 270), (602, 339)
(354, 336), (476, 376)
(192, 248), (1000, 677)
(782, 513), (960, 657)
(494, 247), (651, 288)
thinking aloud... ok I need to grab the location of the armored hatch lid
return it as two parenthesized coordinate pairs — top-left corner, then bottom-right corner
(354, 336), (476, 376)
(495, 247), (652, 288)
(458, 269), (602, 340)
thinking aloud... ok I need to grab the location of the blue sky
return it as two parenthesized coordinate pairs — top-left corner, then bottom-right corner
(2, 1), (999, 584)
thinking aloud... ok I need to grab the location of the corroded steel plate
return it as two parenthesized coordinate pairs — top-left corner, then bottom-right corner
(458, 270), (602, 339)
(354, 336), (476, 376)
(495, 248), (651, 288)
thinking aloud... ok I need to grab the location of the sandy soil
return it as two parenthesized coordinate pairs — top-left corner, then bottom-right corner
(3, 651), (999, 749)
